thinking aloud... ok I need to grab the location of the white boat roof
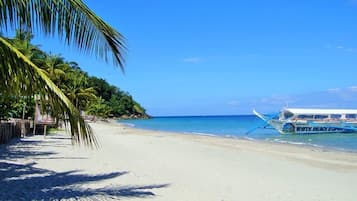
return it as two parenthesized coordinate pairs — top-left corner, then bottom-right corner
(283, 108), (357, 115)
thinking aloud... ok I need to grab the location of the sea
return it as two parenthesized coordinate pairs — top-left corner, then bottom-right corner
(119, 115), (357, 152)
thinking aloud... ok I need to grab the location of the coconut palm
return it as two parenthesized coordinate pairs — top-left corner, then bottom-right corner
(11, 30), (45, 65)
(44, 54), (67, 85)
(0, 0), (126, 146)
(63, 69), (97, 109)
(86, 97), (112, 118)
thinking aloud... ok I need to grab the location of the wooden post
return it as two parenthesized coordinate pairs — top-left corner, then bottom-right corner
(21, 121), (25, 137)
(33, 122), (36, 135)
(44, 125), (47, 138)
(33, 95), (39, 135)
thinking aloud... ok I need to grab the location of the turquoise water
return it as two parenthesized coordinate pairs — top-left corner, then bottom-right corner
(119, 115), (357, 152)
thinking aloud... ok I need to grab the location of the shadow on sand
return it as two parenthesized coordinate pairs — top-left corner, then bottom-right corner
(0, 137), (169, 200)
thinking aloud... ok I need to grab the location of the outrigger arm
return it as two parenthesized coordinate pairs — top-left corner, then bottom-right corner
(246, 109), (279, 134)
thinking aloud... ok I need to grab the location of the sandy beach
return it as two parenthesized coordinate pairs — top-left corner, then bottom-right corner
(1, 121), (357, 201)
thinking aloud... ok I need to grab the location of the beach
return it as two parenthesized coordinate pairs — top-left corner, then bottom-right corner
(1, 121), (357, 201)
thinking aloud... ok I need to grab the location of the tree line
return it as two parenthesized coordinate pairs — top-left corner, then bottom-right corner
(0, 30), (149, 121)
(1, 1), (130, 145)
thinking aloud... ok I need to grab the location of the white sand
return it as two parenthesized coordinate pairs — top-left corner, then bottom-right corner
(1, 121), (357, 201)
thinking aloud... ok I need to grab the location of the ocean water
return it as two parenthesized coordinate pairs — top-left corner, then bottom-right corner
(119, 115), (357, 152)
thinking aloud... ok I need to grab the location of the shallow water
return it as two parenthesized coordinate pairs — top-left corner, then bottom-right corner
(119, 115), (357, 152)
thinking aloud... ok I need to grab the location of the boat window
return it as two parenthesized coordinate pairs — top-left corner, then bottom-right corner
(330, 114), (341, 119)
(346, 114), (357, 119)
(283, 111), (294, 119)
(297, 114), (313, 119)
(314, 115), (328, 119)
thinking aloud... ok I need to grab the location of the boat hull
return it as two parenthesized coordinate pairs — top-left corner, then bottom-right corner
(253, 109), (357, 134)
(267, 120), (357, 134)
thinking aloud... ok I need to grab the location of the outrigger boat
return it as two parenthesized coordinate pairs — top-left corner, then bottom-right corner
(253, 108), (357, 134)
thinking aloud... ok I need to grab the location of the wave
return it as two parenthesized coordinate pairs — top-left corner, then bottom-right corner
(242, 136), (256, 141)
(185, 132), (218, 137)
(118, 118), (357, 152)
(121, 123), (136, 128)
(268, 138), (324, 148)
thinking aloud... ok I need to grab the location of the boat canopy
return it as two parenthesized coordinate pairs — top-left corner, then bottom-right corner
(283, 108), (357, 115)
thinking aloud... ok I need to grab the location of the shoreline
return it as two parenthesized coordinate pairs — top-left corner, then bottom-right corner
(118, 119), (357, 153)
(116, 120), (357, 156)
(112, 121), (357, 170)
(122, 121), (357, 153)
(2, 120), (357, 200)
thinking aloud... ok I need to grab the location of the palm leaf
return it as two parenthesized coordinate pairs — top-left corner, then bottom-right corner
(0, 36), (98, 147)
(0, 0), (126, 70)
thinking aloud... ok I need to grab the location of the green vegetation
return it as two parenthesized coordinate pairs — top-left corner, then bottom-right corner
(0, 1), (127, 146)
(0, 95), (35, 120)
(0, 30), (149, 121)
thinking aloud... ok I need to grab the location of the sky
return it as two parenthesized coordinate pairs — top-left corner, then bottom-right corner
(26, 0), (357, 116)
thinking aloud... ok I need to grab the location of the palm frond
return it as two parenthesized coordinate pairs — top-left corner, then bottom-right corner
(0, 0), (126, 70)
(0, 36), (98, 147)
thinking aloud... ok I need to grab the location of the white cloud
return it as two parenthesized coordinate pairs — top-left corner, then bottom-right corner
(325, 87), (357, 101)
(327, 88), (341, 93)
(259, 95), (294, 106)
(183, 57), (202, 63)
(349, 86), (357, 92)
(335, 45), (357, 52)
(250, 87), (357, 112)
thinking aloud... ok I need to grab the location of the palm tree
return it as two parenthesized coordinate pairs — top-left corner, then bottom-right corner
(44, 54), (67, 85)
(0, 0), (126, 146)
(86, 97), (112, 118)
(64, 69), (97, 109)
(11, 30), (45, 65)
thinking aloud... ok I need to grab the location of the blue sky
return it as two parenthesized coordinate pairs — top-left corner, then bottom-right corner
(28, 0), (357, 116)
